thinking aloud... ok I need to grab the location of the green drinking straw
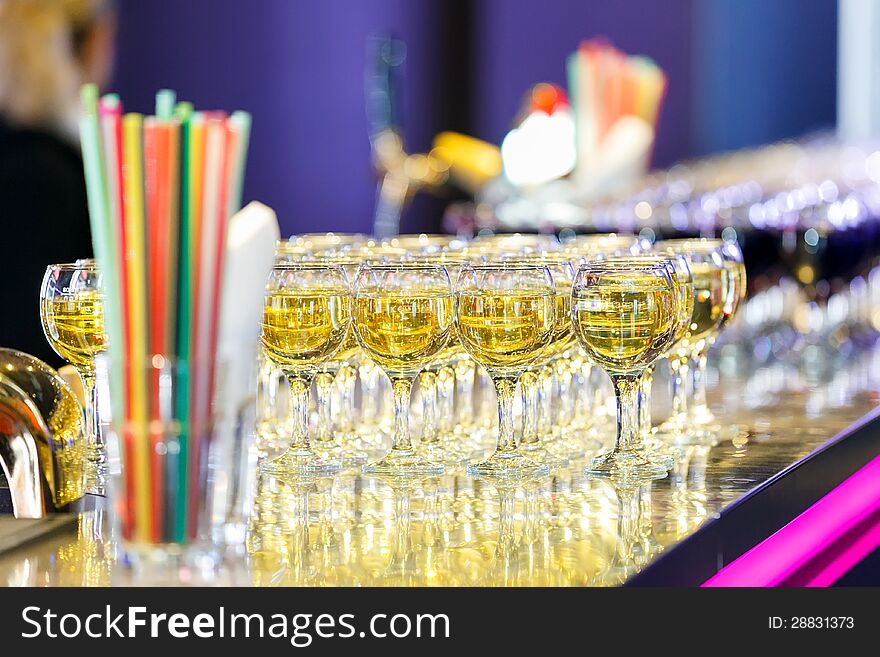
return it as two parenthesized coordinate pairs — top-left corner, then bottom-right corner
(227, 111), (252, 214)
(79, 84), (125, 503)
(156, 89), (176, 122)
(173, 101), (194, 542)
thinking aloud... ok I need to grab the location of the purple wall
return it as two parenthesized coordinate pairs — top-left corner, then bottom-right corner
(112, 0), (446, 237)
(111, 1), (836, 236)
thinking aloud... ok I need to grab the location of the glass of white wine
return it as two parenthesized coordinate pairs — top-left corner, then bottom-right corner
(571, 258), (679, 481)
(40, 260), (107, 472)
(455, 263), (556, 479)
(260, 263), (349, 476)
(614, 254), (694, 453)
(651, 239), (726, 443)
(353, 263), (454, 476)
(512, 256), (574, 469)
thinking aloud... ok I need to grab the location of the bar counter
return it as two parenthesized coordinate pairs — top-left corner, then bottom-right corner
(1, 344), (878, 587)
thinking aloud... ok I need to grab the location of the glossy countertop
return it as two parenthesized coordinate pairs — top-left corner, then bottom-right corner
(1, 340), (878, 587)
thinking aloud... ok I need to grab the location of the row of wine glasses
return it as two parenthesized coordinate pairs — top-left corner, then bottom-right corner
(35, 232), (745, 491)
(258, 231), (747, 483)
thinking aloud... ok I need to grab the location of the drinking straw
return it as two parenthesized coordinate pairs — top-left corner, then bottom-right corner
(162, 120), (181, 363)
(189, 115), (229, 537)
(144, 117), (168, 540)
(155, 89), (176, 122)
(177, 113), (206, 540)
(160, 118), (181, 541)
(121, 113), (150, 543)
(79, 84), (131, 535)
(169, 101), (193, 542)
(99, 96), (127, 398)
(99, 96), (134, 537)
(226, 111), (252, 216)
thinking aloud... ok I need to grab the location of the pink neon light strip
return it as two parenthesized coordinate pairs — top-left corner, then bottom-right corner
(704, 452), (880, 587)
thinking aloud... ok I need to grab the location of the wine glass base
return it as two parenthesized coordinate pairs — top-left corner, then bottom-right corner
(586, 449), (669, 482)
(312, 443), (369, 469)
(518, 442), (570, 469)
(417, 442), (470, 467)
(363, 450), (445, 477)
(260, 448), (341, 477)
(467, 450), (550, 480)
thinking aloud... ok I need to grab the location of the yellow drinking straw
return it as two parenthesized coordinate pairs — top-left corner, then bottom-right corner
(122, 113), (152, 542)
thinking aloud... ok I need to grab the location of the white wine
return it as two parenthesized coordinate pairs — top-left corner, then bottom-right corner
(261, 289), (350, 368)
(572, 272), (678, 373)
(719, 259), (747, 328)
(353, 291), (453, 374)
(455, 291), (555, 372)
(41, 291), (107, 368)
(686, 262), (725, 342)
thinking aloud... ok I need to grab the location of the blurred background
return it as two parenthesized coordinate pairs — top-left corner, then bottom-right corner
(109, 0), (838, 236)
(0, 0), (858, 363)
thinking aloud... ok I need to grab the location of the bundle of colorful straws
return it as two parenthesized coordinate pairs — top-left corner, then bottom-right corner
(566, 39), (667, 167)
(79, 84), (251, 544)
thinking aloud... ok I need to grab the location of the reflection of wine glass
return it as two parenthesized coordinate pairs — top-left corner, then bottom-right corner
(260, 263), (349, 476)
(589, 479), (652, 586)
(455, 264), (556, 478)
(572, 258), (679, 481)
(247, 472), (318, 586)
(40, 261), (107, 472)
(353, 264), (453, 476)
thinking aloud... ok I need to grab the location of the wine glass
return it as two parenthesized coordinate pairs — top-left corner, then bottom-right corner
(616, 255), (695, 453)
(353, 263), (454, 476)
(259, 263), (349, 476)
(40, 261), (107, 471)
(454, 263), (556, 478)
(651, 239), (726, 443)
(571, 258), (679, 480)
(511, 256), (575, 468)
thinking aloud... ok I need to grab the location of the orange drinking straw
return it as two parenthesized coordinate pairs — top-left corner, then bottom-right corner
(144, 118), (167, 541)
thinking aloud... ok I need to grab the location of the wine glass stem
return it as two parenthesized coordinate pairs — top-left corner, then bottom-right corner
(390, 376), (415, 453)
(538, 366), (553, 435)
(520, 370), (539, 445)
(611, 373), (642, 453)
(78, 367), (102, 458)
(556, 360), (574, 429)
(492, 376), (518, 453)
(314, 371), (335, 444)
(691, 346), (709, 411)
(285, 373), (312, 449)
(670, 355), (690, 417)
(336, 365), (356, 433)
(418, 370), (438, 445)
(359, 362), (381, 426)
(639, 365), (654, 438)
(437, 366), (455, 434)
(454, 357), (475, 426)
